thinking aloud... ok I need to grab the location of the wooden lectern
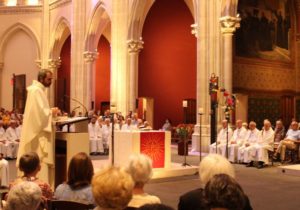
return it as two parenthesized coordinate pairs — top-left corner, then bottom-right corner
(55, 117), (89, 187)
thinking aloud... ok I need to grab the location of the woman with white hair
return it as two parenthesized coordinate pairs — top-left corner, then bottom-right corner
(126, 154), (161, 208)
(5, 181), (42, 210)
(178, 154), (237, 210)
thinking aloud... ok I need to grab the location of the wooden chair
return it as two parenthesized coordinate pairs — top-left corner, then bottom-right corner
(48, 200), (95, 210)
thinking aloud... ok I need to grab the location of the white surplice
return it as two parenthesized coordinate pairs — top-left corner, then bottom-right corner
(209, 127), (233, 156)
(238, 128), (260, 163)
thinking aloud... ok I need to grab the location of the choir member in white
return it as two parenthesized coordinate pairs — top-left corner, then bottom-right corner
(88, 116), (103, 155)
(209, 120), (233, 156)
(239, 120), (274, 168)
(238, 121), (260, 164)
(102, 118), (112, 155)
(226, 120), (248, 163)
(4, 120), (20, 159)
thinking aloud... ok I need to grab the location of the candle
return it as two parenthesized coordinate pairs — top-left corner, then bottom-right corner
(198, 107), (204, 114)
(182, 100), (188, 108)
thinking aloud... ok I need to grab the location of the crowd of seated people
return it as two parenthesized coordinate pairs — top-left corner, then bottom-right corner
(2, 150), (253, 210)
(209, 118), (300, 168)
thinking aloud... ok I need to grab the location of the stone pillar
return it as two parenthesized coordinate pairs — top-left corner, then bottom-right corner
(83, 51), (98, 111)
(111, 0), (129, 113)
(71, 0), (87, 113)
(220, 15), (240, 94)
(127, 38), (144, 112)
(48, 58), (61, 107)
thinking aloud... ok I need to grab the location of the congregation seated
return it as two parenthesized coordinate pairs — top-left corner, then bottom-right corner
(225, 119), (248, 163)
(209, 120), (233, 156)
(178, 154), (236, 210)
(122, 118), (137, 131)
(237, 121), (260, 164)
(92, 166), (134, 210)
(54, 152), (95, 205)
(273, 120), (285, 144)
(273, 121), (300, 162)
(126, 154), (161, 208)
(204, 174), (252, 210)
(139, 204), (174, 210)
(9, 152), (53, 204)
(239, 120), (274, 168)
(5, 181), (42, 210)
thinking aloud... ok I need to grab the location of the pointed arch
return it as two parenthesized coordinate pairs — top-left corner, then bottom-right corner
(128, 0), (196, 40)
(85, 1), (111, 52)
(0, 22), (40, 63)
(49, 16), (71, 59)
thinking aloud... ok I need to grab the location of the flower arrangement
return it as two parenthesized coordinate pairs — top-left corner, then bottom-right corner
(176, 124), (193, 139)
(220, 88), (236, 121)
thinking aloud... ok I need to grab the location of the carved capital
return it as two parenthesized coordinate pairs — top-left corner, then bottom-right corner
(35, 60), (41, 69)
(220, 15), (241, 34)
(191, 23), (198, 38)
(48, 58), (62, 69)
(83, 51), (99, 63)
(127, 38), (144, 53)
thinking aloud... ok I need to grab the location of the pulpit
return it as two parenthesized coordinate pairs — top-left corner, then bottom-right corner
(114, 131), (171, 169)
(55, 117), (89, 187)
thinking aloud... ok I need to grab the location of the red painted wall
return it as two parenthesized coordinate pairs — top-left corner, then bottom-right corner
(57, 35), (71, 113)
(139, 0), (196, 129)
(95, 36), (111, 111)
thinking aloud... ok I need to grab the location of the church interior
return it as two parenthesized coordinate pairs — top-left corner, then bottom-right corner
(0, 0), (300, 209)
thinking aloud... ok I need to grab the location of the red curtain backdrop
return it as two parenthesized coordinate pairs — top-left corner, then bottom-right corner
(95, 36), (111, 111)
(138, 0), (196, 129)
(140, 132), (165, 168)
(57, 35), (71, 113)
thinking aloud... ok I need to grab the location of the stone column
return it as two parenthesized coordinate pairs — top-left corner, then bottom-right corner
(0, 62), (3, 105)
(48, 58), (61, 107)
(83, 51), (98, 111)
(220, 15), (240, 94)
(71, 0), (87, 113)
(111, 0), (129, 113)
(127, 38), (144, 112)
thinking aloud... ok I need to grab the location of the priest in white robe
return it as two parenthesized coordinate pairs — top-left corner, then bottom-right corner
(226, 120), (248, 162)
(0, 120), (7, 156)
(17, 70), (58, 186)
(250, 119), (274, 168)
(209, 120), (233, 156)
(238, 121), (260, 163)
(89, 116), (103, 155)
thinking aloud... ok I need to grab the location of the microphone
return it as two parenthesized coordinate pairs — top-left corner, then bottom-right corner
(64, 95), (88, 117)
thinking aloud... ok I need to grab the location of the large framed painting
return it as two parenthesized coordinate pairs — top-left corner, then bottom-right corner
(235, 0), (292, 63)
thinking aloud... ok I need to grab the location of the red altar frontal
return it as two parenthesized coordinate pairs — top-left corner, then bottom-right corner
(114, 131), (171, 168)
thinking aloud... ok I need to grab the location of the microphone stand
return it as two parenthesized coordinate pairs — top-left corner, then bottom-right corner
(64, 95), (88, 117)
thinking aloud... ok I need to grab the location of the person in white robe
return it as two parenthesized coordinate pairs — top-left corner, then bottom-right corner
(245, 119), (274, 168)
(0, 155), (9, 187)
(0, 120), (7, 157)
(209, 120), (233, 157)
(225, 120), (248, 162)
(17, 70), (58, 186)
(4, 120), (20, 159)
(237, 121), (260, 163)
(102, 118), (112, 155)
(89, 117), (103, 155)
